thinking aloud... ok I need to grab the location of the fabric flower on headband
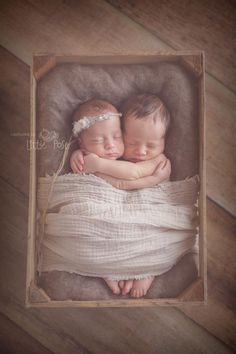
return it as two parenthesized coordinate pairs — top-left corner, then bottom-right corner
(72, 112), (122, 137)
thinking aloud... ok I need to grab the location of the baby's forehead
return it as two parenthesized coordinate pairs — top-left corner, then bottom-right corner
(123, 116), (166, 138)
(124, 114), (166, 128)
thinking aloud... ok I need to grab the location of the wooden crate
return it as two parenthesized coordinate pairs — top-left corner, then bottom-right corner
(26, 52), (206, 307)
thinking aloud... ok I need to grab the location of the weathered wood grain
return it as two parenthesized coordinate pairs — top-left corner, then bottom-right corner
(0, 181), (90, 354)
(0, 178), (234, 354)
(0, 0), (170, 63)
(107, 0), (236, 93)
(0, 312), (54, 354)
(0, 0), (235, 214)
(0, 47), (30, 196)
(205, 75), (236, 214)
(178, 200), (236, 349)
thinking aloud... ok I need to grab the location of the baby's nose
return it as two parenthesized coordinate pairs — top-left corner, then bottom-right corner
(135, 145), (147, 156)
(105, 138), (115, 149)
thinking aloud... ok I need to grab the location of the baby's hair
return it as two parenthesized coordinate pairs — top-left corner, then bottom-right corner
(121, 94), (170, 132)
(72, 98), (117, 123)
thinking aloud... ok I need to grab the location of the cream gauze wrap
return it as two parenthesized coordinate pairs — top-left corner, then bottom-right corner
(37, 173), (199, 280)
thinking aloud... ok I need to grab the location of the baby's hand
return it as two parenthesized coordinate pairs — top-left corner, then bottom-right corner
(70, 149), (84, 173)
(83, 153), (100, 173)
(153, 159), (171, 182)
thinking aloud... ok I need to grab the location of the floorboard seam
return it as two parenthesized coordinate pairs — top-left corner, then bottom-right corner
(176, 307), (235, 353)
(0, 175), (29, 200)
(0, 310), (55, 354)
(104, 0), (236, 95)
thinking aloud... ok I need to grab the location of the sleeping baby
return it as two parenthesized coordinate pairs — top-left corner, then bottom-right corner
(70, 95), (171, 297)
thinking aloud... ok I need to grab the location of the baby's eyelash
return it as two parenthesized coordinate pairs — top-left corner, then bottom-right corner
(91, 139), (104, 143)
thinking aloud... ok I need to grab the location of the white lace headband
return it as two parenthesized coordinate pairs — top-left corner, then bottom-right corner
(72, 112), (122, 137)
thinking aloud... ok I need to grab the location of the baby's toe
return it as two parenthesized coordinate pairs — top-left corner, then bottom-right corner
(113, 286), (120, 295)
(137, 289), (143, 298)
(119, 280), (125, 289)
(122, 280), (133, 295)
(131, 288), (138, 298)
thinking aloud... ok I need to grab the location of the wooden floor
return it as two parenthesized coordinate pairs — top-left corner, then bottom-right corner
(0, 1), (235, 353)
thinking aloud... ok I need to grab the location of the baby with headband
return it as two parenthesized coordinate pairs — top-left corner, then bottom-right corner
(71, 99), (124, 167)
(70, 96), (171, 297)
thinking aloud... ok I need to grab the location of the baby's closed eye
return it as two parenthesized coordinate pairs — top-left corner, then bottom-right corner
(91, 138), (104, 144)
(114, 135), (122, 139)
(147, 144), (159, 149)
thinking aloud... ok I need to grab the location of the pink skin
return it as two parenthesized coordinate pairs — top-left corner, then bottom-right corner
(71, 113), (125, 295)
(119, 280), (134, 295)
(130, 277), (155, 298)
(121, 114), (167, 297)
(122, 113), (166, 162)
(71, 112), (168, 297)
(70, 116), (124, 173)
(104, 279), (121, 295)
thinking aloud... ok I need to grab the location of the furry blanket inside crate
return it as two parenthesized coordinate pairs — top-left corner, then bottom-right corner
(36, 59), (199, 300)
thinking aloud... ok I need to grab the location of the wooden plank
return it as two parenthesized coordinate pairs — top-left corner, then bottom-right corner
(107, 0), (236, 93)
(205, 75), (236, 214)
(178, 278), (205, 302)
(0, 312), (54, 354)
(0, 0), (170, 64)
(178, 200), (236, 350)
(0, 0), (235, 215)
(0, 179), (234, 354)
(0, 46), (30, 197)
(0, 180), (90, 354)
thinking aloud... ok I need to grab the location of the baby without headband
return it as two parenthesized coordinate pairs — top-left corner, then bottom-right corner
(72, 112), (122, 137)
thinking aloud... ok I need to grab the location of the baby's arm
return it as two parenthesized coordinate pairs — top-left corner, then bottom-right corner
(96, 158), (171, 190)
(83, 153), (166, 180)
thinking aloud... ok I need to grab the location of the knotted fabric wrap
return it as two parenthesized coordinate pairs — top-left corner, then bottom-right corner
(37, 174), (199, 280)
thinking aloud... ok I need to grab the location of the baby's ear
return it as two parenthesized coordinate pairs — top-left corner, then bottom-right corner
(77, 136), (82, 146)
(79, 142), (87, 154)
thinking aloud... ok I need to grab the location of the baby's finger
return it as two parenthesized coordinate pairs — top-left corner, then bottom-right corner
(77, 162), (84, 171)
(74, 158), (84, 172)
(77, 152), (84, 165)
(71, 161), (80, 174)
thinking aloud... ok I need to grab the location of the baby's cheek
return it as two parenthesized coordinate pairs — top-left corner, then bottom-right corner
(150, 146), (164, 158)
(122, 146), (132, 159)
(119, 141), (125, 155)
(89, 145), (102, 156)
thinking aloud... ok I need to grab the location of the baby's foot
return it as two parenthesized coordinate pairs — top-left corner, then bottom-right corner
(104, 278), (120, 295)
(130, 276), (155, 298)
(118, 280), (125, 290)
(122, 279), (134, 295)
